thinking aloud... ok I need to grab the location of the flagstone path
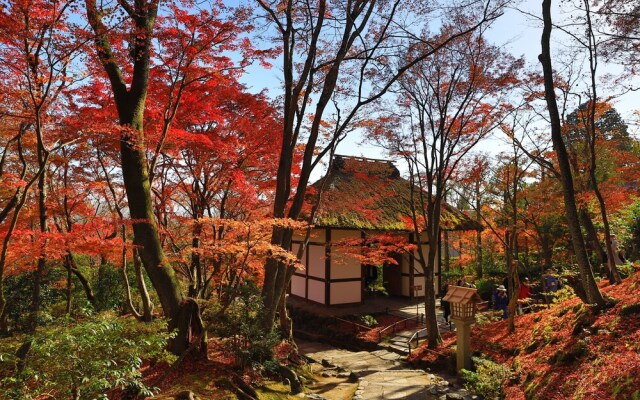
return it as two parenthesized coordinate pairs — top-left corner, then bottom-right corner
(298, 340), (477, 400)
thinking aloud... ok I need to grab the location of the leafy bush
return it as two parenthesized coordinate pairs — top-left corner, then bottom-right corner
(94, 264), (126, 312)
(204, 282), (280, 370)
(442, 267), (465, 282)
(552, 285), (576, 304)
(4, 270), (67, 332)
(475, 310), (503, 325)
(461, 357), (509, 400)
(360, 315), (378, 327)
(1, 313), (173, 399)
(617, 262), (636, 278)
(475, 278), (498, 301)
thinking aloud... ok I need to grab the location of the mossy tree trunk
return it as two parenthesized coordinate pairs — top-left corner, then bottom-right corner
(86, 0), (203, 355)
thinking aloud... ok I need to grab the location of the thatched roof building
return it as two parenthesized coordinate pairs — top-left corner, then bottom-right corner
(290, 155), (482, 307)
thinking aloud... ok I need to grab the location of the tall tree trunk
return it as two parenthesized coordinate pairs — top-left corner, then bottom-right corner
(85, 0), (202, 354)
(0, 307), (8, 336)
(582, 0), (622, 285)
(0, 132), (49, 321)
(539, 0), (605, 307)
(418, 191), (444, 348)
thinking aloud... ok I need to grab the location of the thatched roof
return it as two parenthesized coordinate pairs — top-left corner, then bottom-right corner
(307, 155), (482, 232)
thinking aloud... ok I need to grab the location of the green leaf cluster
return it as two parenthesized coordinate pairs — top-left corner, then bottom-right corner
(461, 357), (509, 400)
(1, 312), (174, 400)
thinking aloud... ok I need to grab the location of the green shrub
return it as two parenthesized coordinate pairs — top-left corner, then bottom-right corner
(204, 282), (280, 370)
(617, 262), (636, 278)
(475, 278), (497, 301)
(1, 313), (173, 399)
(475, 310), (502, 325)
(4, 270), (67, 331)
(94, 264), (126, 312)
(360, 315), (377, 327)
(461, 357), (509, 400)
(442, 267), (465, 281)
(552, 285), (576, 304)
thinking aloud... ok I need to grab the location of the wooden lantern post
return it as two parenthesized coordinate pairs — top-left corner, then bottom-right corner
(443, 286), (482, 371)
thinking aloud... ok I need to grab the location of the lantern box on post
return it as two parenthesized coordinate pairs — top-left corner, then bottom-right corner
(443, 285), (482, 371)
(443, 285), (482, 322)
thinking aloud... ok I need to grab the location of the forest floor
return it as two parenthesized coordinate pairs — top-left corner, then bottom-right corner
(409, 265), (640, 400)
(4, 271), (637, 399)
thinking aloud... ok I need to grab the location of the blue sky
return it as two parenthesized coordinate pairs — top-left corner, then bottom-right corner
(237, 0), (639, 176)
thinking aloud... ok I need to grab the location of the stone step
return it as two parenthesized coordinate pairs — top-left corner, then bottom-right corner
(382, 342), (410, 355)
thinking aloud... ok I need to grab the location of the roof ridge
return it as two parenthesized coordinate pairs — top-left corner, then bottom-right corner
(334, 154), (394, 164)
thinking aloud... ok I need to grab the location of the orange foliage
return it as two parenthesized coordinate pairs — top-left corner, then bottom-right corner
(412, 267), (640, 399)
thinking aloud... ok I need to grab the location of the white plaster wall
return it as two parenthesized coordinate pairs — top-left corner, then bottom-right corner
(413, 245), (429, 274)
(308, 245), (325, 278)
(330, 252), (360, 279)
(402, 253), (410, 274)
(330, 230), (361, 280)
(402, 276), (410, 296)
(330, 281), (361, 304)
(414, 278), (425, 297)
(291, 243), (307, 267)
(291, 275), (306, 298)
(307, 280), (325, 304)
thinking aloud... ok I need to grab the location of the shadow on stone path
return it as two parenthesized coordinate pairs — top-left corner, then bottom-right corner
(298, 340), (478, 400)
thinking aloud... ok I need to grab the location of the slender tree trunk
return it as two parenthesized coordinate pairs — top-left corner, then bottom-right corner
(423, 236), (441, 347)
(68, 260), (95, 306)
(443, 231), (451, 272)
(0, 133), (49, 321)
(0, 307), (8, 336)
(420, 194), (443, 348)
(540, 235), (553, 270)
(475, 180), (483, 278)
(189, 222), (202, 298)
(599, 205), (622, 284)
(29, 168), (49, 332)
(539, 0), (605, 307)
(277, 267), (295, 344)
(65, 255), (73, 314)
(261, 227), (293, 331)
(134, 249), (153, 322)
(581, 0), (622, 285)
(579, 207), (608, 277)
(506, 231), (518, 333)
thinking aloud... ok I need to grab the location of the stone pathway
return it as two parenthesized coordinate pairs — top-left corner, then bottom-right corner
(298, 340), (477, 400)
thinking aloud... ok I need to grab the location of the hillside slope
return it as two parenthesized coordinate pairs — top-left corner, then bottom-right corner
(411, 267), (640, 399)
